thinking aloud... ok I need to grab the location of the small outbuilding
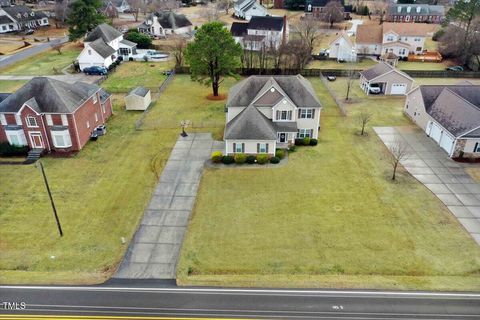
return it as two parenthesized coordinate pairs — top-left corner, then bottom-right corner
(359, 62), (413, 95)
(124, 87), (151, 111)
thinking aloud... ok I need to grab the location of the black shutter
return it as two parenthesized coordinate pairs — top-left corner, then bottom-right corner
(233, 142), (236, 153)
(266, 143), (269, 153)
(242, 143), (245, 153)
(298, 109), (301, 118)
(475, 142), (479, 152)
(257, 143), (260, 153)
(311, 109), (315, 119)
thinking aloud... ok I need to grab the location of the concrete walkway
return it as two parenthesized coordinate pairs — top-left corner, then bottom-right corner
(374, 126), (480, 245)
(114, 133), (223, 279)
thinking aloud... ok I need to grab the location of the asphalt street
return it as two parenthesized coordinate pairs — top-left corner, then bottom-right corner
(1, 282), (480, 319)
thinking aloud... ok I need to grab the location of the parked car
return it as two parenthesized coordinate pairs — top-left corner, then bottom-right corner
(446, 66), (464, 71)
(326, 75), (336, 81)
(369, 84), (382, 94)
(94, 125), (107, 136)
(83, 66), (108, 75)
(24, 29), (34, 35)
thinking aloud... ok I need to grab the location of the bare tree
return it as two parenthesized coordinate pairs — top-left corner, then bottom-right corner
(322, 0), (344, 28)
(54, 0), (69, 27)
(345, 64), (356, 101)
(388, 138), (409, 181)
(51, 43), (63, 54)
(439, 19), (480, 66)
(217, 0), (233, 15)
(128, 0), (144, 22)
(282, 39), (311, 70)
(171, 35), (187, 68)
(201, 3), (221, 22)
(148, 0), (179, 13)
(295, 16), (322, 54)
(357, 111), (372, 135)
(372, 0), (387, 24)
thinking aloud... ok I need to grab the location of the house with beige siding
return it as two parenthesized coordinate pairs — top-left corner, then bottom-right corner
(359, 62), (413, 95)
(224, 75), (322, 155)
(404, 84), (480, 158)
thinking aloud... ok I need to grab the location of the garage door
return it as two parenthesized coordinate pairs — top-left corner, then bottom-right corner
(440, 133), (454, 155)
(428, 121), (442, 143)
(391, 83), (407, 95)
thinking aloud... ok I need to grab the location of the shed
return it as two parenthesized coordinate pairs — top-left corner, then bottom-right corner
(124, 87), (151, 111)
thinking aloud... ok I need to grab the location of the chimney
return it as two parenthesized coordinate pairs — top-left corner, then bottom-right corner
(282, 14), (287, 44)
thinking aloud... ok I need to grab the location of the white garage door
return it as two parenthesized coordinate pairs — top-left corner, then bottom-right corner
(440, 133), (454, 155)
(391, 83), (407, 95)
(428, 121), (442, 143)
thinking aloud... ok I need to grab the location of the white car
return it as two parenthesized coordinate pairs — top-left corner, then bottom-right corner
(369, 84), (381, 94)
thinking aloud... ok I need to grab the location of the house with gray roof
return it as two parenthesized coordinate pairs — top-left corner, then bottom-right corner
(359, 62), (413, 95)
(0, 5), (49, 33)
(405, 83), (480, 158)
(77, 23), (137, 71)
(386, 4), (445, 23)
(137, 11), (193, 37)
(234, 0), (267, 20)
(230, 16), (288, 51)
(225, 75), (322, 155)
(0, 77), (113, 153)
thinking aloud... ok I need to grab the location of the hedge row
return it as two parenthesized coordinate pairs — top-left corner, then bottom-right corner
(294, 138), (318, 146)
(0, 142), (28, 156)
(211, 150), (283, 165)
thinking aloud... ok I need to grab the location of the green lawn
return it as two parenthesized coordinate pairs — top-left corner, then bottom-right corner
(177, 77), (480, 291)
(397, 61), (447, 71)
(0, 47), (81, 76)
(0, 80), (28, 92)
(101, 61), (174, 93)
(307, 59), (377, 70)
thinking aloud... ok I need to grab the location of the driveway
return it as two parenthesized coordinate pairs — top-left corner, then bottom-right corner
(114, 133), (223, 279)
(347, 19), (363, 36)
(374, 126), (480, 245)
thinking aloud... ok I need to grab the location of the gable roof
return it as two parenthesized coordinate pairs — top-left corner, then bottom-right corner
(224, 104), (277, 140)
(230, 22), (249, 37)
(419, 85), (480, 113)
(382, 22), (436, 37)
(387, 4), (445, 16)
(153, 11), (192, 29)
(427, 87), (480, 137)
(360, 62), (412, 81)
(88, 38), (116, 58)
(85, 23), (122, 43)
(0, 93), (10, 103)
(248, 16), (284, 31)
(2, 6), (47, 22)
(355, 24), (382, 44)
(0, 77), (101, 114)
(380, 52), (398, 60)
(329, 32), (354, 47)
(0, 14), (14, 24)
(227, 75), (321, 109)
(306, 0), (345, 7)
(128, 86), (150, 97)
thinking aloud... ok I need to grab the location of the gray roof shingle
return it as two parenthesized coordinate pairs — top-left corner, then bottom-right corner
(128, 86), (150, 97)
(85, 23), (122, 43)
(360, 62), (394, 81)
(0, 77), (102, 114)
(225, 105), (277, 140)
(89, 38), (116, 58)
(153, 11), (192, 29)
(3, 6), (47, 22)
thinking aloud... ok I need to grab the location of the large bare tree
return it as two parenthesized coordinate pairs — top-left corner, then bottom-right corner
(171, 35), (187, 68)
(388, 138), (409, 181)
(128, 0), (144, 22)
(295, 16), (322, 54)
(217, 0), (233, 15)
(439, 19), (480, 66)
(54, 0), (70, 26)
(322, 0), (344, 28)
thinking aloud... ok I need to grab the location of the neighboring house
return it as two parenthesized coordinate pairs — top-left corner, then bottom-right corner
(0, 77), (113, 153)
(0, 5), (49, 33)
(386, 4), (445, 23)
(230, 15), (288, 51)
(137, 11), (193, 37)
(0, 0), (12, 7)
(328, 32), (356, 62)
(77, 23), (137, 71)
(224, 75), (322, 155)
(305, 0), (352, 20)
(112, 0), (130, 13)
(124, 87), (151, 111)
(356, 22), (433, 57)
(101, 1), (119, 19)
(359, 62), (413, 95)
(404, 84), (480, 158)
(234, 0), (267, 20)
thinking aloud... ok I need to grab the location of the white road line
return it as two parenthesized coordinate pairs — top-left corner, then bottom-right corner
(2, 286), (480, 299)
(23, 303), (480, 318)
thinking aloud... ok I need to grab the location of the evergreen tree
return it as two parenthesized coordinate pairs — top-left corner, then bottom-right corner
(67, 0), (106, 41)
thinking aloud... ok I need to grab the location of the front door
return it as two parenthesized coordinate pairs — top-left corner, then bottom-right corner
(29, 133), (44, 149)
(279, 133), (286, 143)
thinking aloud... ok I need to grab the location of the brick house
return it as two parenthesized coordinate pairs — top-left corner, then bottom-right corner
(0, 77), (112, 153)
(386, 4), (445, 23)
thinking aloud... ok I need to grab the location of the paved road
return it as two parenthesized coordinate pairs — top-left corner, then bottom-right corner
(114, 133), (223, 279)
(375, 126), (480, 245)
(0, 37), (68, 69)
(1, 283), (480, 319)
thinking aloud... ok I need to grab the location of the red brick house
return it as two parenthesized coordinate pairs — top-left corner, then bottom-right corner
(0, 77), (112, 153)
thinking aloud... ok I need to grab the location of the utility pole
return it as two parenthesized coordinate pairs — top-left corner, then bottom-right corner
(36, 160), (63, 237)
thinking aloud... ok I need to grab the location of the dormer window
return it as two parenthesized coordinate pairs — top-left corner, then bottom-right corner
(416, 6), (421, 13)
(30, 12), (34, 16)
(407, 6), (411, 13)
(386, 35), (394, 41)
(397, 6), (402, 13)
(17, 13), (21, 18)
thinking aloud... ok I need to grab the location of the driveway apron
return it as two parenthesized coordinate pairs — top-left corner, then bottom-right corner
(374, 127), (480, 245)
(114, 133), (223, 279)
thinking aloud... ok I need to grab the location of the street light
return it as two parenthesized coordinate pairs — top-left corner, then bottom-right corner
(35, 160), (63, 237)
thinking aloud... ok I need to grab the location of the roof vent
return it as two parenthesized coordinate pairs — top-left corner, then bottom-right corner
(270, 88), (275, 92)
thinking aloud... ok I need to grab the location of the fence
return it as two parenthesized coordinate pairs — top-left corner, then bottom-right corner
(140, 119), (225, 131)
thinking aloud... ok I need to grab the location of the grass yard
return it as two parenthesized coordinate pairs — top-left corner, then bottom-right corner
(397, 61), (448, 71)
(307, 59), (377, 70)
(177, 77), (480, 291)
(414, 78), (480, 85)
(0, 43), (81, 76)
(0, 80), (27, 92)
(101, 61), (174, 93)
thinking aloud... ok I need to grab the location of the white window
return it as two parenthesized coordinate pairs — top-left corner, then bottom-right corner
(95, 113), (98, 122)
(386, 36), (394, 41)
(93, 94), (98, 104)
(102, 104), (106, 114)
(46, 114), (53, 126)
(6, 130), (27, 146)
(86, 121), (90, 129)
(259, 143), (267, 153)
(235, 143), (243, 153)
(51, 130), (72, 148)
(276, 110), (292, 121)
(0, 114), (6, 125)
(15, 114), (21, 125)
(26, 116), (38, 127)
(299, 109), (314, 119)
(61, 114), (68, 126)
(298, 128), (313, 138)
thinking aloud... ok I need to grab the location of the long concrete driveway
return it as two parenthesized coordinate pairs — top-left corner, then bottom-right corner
(374, 126), (480, 245)
(114, 133), (223, 279)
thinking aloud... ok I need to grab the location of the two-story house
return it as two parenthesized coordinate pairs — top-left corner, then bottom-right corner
(386, 4), (445, 23)
(0, 77), (112, 153)
(224, 75), (322, 155)
(356, 23), (435, 58)
(231, 15), (288, 51)
(305, 0), (352, 20)
(77, 23), (137, 71)
(0, 5), (49, 33)
(137, 11), (193, 38)
(234, 0), (267, 20)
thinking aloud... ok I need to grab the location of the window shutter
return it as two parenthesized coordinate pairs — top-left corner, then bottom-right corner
(310, 129), (314, 138)
(288, 110), (292, 120)
(242, 143), (245, 153)
(257, 143), (260, 153)
(233, 142), (236, 153)
(298, 109), (301, 118)
(475, 142), (479, 152)
(276, 110), (280, 120)
(266, 143), (269, 153)
(312, 109), (315, 119)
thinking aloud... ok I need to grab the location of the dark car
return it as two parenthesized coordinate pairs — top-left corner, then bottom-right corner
(83, 66), (108, 75)
(446, 66), (464, 71)
(326, 75), (336, 81)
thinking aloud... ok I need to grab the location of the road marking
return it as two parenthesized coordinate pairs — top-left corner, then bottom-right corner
(1, 286), (480, 299)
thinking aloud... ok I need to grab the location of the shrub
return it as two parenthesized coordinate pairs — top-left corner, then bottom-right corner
(129, 57), (134, 61)
(289, 145), (296, 152)
(309, 139), (318, 146)
(234, 153), (247, 164)
(0, 142), (28, 156)
(211, 151), (223, 163)
(270, 156), (280, 164)
(302, 137), (310, 146)
(222, 155), (234, 164)
(256, 153), (269, 164)
(275, 149), (285, 159)
(125, 31), (152, 49)
(246, 155), (256, 164)
(294, 138), (303, 146)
